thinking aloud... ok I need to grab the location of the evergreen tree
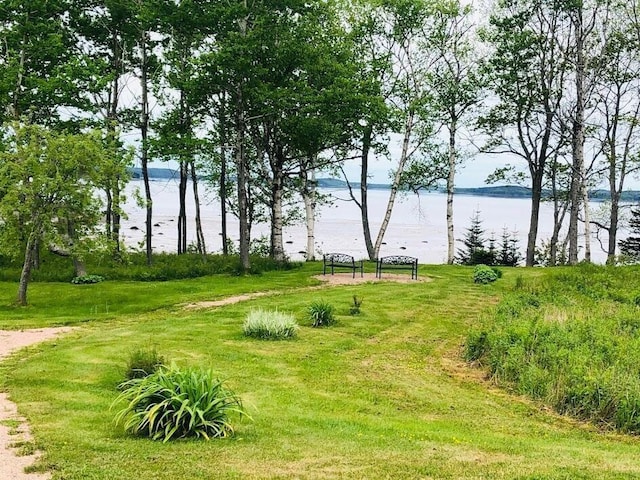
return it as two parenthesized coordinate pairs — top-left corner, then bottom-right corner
(456, 210), (496, 265)
(497, 228), (522, 266)
(619, 207), (640, 260)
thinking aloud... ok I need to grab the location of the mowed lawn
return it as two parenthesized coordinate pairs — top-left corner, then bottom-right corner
(1, 264), (640, 479)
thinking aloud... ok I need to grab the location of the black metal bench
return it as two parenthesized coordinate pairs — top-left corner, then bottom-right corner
(323, 253), (363, 278)
(376, 255), (418, 279)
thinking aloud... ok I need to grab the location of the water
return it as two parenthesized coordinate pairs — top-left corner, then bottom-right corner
(121, 179), (619, 264)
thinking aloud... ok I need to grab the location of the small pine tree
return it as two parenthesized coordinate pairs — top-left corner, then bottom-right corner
(496, 228), (522, 266)
(619, 207), (640, 260)
(457, 210), (496, 265)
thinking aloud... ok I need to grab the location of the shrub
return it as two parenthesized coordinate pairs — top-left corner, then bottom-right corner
(113, 365), (247, 442)
(243, 309), (298, 340)
(350, 295), (363, 315)
(309, 300), (335, 327)
(125, 347), (166, 380)
(71, 274), (105, 284)
(473, 264), (498, 284)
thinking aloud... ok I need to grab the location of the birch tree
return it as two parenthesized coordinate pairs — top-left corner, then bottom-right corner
(479, 0), (569, 266)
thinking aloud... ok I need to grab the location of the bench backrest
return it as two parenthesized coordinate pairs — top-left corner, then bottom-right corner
(379, 255), (417, 265)
(324, 253), (355, 264)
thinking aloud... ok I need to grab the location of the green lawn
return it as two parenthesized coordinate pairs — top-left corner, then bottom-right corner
(2, 264), (640, 479)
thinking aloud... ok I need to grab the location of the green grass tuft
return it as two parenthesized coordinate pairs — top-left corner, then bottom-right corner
(243, 308), (299, 339)
(113, 364), (247, 442)
(309, 300), (336, 327)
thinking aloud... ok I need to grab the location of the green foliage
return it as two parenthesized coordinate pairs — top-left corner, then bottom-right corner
(473, 264), (498, 284)
(124, 348), (166, 381)
(466, 266), (640, 433)
(309, 300), (336, 327)
(71, 275), (105, 285)
(0, 251), (298, 283)
(458, 211), (521, 266)
(619, 206), (640, 261)
(350, 295), (363, 315)
(243, 309), (299, 340)
(113, 365), (246, 442)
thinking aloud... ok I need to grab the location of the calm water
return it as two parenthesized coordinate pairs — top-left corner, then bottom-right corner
(121, 179), (618, 264)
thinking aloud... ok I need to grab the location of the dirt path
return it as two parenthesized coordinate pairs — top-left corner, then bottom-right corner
(183, 273), (430, 310)
(0, 327), (75, 480)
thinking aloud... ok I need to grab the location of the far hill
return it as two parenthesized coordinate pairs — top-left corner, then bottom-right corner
(129, 169), (640, 202)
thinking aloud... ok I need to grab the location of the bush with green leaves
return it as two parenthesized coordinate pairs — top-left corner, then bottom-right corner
(243, 309), (298, 340)
(309, 300), (335, 327)
(473, 264), (498, 284)
(113, 365), (247, 442)
(125, 347), (166, 380)
(71, 274), (105, 284)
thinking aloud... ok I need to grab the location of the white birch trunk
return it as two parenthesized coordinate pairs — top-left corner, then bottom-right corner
(373, 110), (414, 258)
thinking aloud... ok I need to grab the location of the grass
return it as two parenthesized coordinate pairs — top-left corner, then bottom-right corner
(1, 263), (640, 478)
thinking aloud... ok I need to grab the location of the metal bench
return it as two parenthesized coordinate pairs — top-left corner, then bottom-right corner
(323, 253), (363, 278)
(376, 255), (418, 279)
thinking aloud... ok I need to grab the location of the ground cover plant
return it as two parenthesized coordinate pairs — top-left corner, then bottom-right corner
(2, 264), (640, 479)
(113, 364), (246, 442)
(466, 264), (640, 433)
(308, 300), (336, 327)
(243, 309), (299, 339)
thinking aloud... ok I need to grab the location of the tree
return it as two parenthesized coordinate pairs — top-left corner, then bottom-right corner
(427, 0), (483, 264)
(589, 3), (640, 264)
(456, 210), (495, 265)
(346, 0), (440, 261)
(619, 206), (640, 261)
(0, 0), (85, 125)
(0, 124), (109, 305)
(480, 0), (569, 266)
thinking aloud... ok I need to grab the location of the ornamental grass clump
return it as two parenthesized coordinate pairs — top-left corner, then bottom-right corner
(243, 308), (299, 340)
(113, 365), (247, 442)
(309, 300), (336, 327)
(124, 347), (166, 380)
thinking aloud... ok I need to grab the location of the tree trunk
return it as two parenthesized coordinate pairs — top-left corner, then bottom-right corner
(270, 147), (286, 262)
(140, 28), (153, 265)
(105, 186), (113, 237)
(526, 171), (544, 266)
(178, 161), (188, 254)
(219, 102), (229, 256)
(112, 180), (121, 254)
(360, 126), (375, 260)
(607, 193), (620, 265)
(373, 110), (414, 258)
(582, 180), (591, 263)
(446, 122), (457, 264)
(17, 230), (37, 306)
(302, 163), (317, 261)
(190, 161), (206, 256)
(235, 87), (250, 272)
(569, 8), (585, 265)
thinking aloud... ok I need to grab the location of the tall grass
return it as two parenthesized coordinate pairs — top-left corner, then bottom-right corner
(466, 264), (640, 433)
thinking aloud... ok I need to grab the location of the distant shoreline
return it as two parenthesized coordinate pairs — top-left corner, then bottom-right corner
(129, 167), (640, 203)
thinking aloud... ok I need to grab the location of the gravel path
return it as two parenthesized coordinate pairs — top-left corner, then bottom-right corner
(0, 327), (75, 480)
